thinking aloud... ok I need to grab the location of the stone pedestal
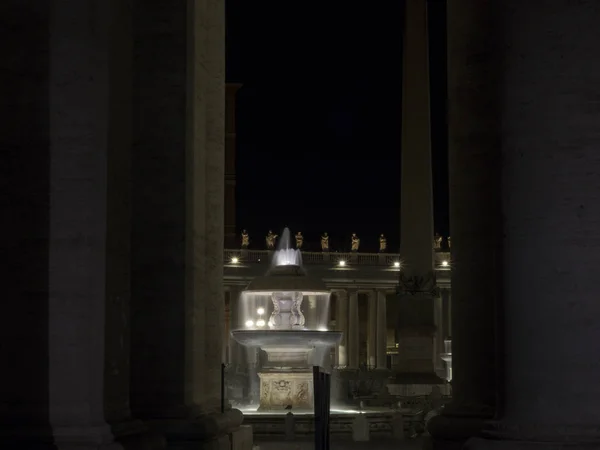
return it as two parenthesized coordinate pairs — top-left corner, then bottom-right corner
(258, 373), (313, 411)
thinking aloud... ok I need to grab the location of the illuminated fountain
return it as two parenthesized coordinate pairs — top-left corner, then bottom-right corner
(231, 228), (342, 411)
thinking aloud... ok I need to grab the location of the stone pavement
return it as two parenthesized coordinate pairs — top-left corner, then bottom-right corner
(253, 437), (424, 450)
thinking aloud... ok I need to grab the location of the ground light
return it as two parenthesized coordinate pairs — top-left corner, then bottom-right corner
(393, 261), (400, 268)
(442, 260), (449, 267)
(338, 260), (346, 267)
(231, 256), (239, 264)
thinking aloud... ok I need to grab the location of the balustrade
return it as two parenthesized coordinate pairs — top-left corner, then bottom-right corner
(224, 249), (451, 268)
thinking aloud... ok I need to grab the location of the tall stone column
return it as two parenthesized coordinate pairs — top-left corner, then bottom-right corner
(348, 290), (360, 369)
(466, 2), (600, 449)
(442, 288), (451, 339)
(376, 290), (388, 370)
(335, 290), (349, 367)
(228, 285), (243, 365)
(367, 291), (377, 368)
(427, 0), (500, 447)
(1, 1), (161, 448)
(397, 0), (439, 378)
(130, 0), (245, 448)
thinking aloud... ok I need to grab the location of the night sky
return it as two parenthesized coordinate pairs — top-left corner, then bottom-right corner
(226, 0), (448, 253)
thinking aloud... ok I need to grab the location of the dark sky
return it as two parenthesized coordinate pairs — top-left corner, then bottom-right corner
(226, 0), (448, 253)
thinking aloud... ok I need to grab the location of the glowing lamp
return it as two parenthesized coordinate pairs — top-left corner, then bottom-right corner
(256, 319), (266, 327)
(256, 307), (265, 315)
(318, 327), (328, 332)
(442, 260), (449, 267)
(393, 261), (400, 268)
(338, 260), (346, 267)
(231, 257), (239, 264)
(245, 320), (254, 328)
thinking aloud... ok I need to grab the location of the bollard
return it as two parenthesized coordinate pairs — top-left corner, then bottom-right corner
(392, 411), (405, 440)
(284, 411), (295, 441)
(352, 414), (369, 442)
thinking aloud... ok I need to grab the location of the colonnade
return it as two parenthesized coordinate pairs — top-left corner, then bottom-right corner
(334, 289), (389, 370)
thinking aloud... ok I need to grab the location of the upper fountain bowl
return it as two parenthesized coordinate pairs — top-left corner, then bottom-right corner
(244, 264), (329, 296)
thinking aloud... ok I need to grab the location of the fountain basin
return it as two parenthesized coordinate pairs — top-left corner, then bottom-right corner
(231, 329), (342, 348)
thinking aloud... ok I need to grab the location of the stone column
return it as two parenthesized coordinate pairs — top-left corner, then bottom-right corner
(397, 0), (440, 378)
(228, 285), (243, 365)
(376, 290), (388, 370)
(130, 0), (244, 448)
(335, 290), (349, 367)
(466, 2), (600, 449)
(434, 294), (445, 376)
(1, 1), (161, 448)
(442, 288), (451, 339)
(427, 0), (500, 447)
(348, 290), (360, 369)
(367, 291), (377, 368)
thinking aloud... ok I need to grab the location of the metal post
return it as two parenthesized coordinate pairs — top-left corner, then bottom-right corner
(313, 365), (331, 450)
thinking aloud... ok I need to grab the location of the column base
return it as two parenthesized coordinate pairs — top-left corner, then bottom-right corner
(426, 405), (493, 450)
(465, 422), (600, 450)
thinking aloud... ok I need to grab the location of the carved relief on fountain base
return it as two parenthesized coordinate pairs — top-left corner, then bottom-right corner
(258, 372), (313, 411)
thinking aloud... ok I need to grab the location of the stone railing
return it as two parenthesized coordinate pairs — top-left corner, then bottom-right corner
(224, 249), (451, 268)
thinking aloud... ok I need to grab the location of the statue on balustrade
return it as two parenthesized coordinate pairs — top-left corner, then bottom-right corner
(241, 229), (250, 249)
(351, 233), (360, 252)
(265, 230), (278, 250)
(447, 236), (451, 249)
(295, 231), (304, 249)
(321, 232), (329, 252)
(433, 233), (442, 250)
(379, 234), (387, 252)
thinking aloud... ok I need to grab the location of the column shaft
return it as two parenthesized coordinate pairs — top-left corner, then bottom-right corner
(1, 1), (160, 447)
(130, 0), (243, 445)
(468, 2), (600, 448)
(335, 290), (348, 367)
(228, 286), (242, 365)
(348, 290), (359, 369)
(367, 291), (377, 368)
(427, 0), (500, 447)
(377, 291), (388, 369)
(376, 291), (388, 370)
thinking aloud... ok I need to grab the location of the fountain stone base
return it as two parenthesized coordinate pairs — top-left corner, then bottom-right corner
(258, 371), (313, 411)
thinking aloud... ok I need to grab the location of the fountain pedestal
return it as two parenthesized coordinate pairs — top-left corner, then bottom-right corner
(258, 371), (313, 410)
